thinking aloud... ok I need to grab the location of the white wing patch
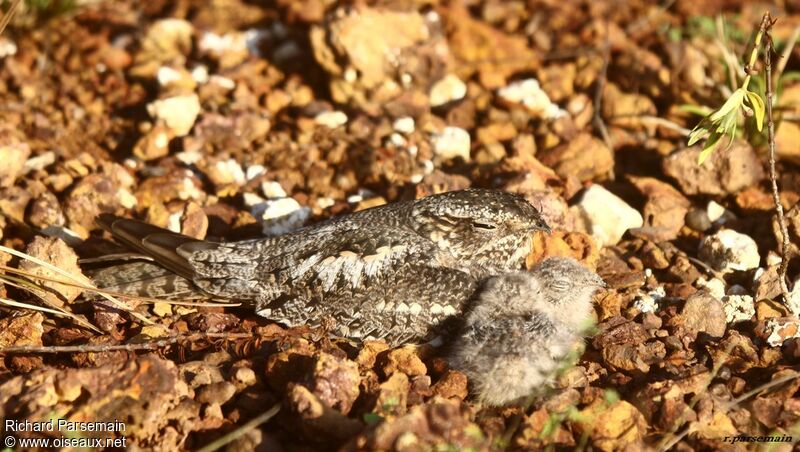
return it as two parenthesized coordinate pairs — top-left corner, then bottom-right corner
(296, 244), (409, 292)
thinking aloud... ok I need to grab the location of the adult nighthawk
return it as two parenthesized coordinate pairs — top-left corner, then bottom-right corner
(445, 257), (605, 405)
(88, 188), (550, 345)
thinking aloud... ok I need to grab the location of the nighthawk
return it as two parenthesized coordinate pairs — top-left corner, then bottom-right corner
(89, 188), (550, 345)
(445, 257), (605, 406)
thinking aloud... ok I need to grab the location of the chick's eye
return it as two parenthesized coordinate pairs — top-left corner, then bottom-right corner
(472, 222), (496, 230)
(551, 279), (571, 291)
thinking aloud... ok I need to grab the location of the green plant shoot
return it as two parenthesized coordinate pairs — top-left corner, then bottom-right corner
(687, 22), (768, 164)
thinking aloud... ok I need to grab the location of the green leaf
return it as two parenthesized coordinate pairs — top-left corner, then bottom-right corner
(688, 123), (710, 146)
(745, 90), (766, 132)
(709, 89), (745, 122)
(363, 413), (383, 425)
(698, 129), (724, 164)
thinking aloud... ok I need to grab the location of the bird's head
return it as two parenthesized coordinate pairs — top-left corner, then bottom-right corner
(410, 189), (550, 277)
(529, 257), (605, 329)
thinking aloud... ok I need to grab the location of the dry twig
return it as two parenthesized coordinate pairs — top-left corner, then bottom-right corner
(761, 12), (797, 315)
(0, 332), (256, 354)
(0, 0), (21, 35)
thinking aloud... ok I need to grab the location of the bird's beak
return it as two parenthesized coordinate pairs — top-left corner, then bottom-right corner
(530, 220), (551, 234)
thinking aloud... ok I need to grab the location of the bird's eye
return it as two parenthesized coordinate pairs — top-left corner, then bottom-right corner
(551, 279), (571, 291)
(472, 222), (496, 230)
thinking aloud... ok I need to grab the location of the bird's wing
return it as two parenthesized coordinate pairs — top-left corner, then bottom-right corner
(96, 214), (205, 280)
(183, 223), (451, 300)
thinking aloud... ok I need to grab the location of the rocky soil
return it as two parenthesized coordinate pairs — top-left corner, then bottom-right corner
(0, 0), (799, 450)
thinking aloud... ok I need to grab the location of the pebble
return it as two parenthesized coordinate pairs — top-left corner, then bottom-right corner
(429, 74), (467, 107)
(156, 66), (183, 86)
(245, 165), (265, 181)
(191, 65), (210, 84)
(261, 181), (287, 199)
(0, 37), (17, 58)
(0, 141), (31, 187)
(314, 111), (348, 128)
(685, 208), (712, 232)
(207, 159), (246, 186)
(431, 126), (471, 162)
(147, 94), (201, 136)
(316, 197), (335, 209)
(722, 294), (755, 324)
(699, 229), (760, 272)
(497, 78), (566, 120)
(198, 31), (249, 67)
(633, 286), (665, 313)
(763, 318), (800, 347)
(696, 277), (726, 299)
(393, 116), (415, 134)
(572, 185), (643, 247)
(23, 151), (56, 173)
(20, 237), (88, 306)
(662, 141), (764, 196)
(250, 197), (310, 236)
(680, 291), (727, 338)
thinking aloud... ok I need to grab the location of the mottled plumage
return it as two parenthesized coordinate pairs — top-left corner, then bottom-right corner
(89, 189), (549, 345)
(446, 257), (604, 406)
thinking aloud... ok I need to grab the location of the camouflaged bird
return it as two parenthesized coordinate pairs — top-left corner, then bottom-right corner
(89, 189), (550, 345)
(446, 257), (605, 405)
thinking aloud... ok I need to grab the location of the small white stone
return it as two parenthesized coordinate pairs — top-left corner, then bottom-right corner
(766, 251), (783, 267)
(178, 176), (204, 200)
(699, 229), (760, 272)
(706, 200), (727, 223)
(176, 150), (202, 165)
(696, 277), (726, 299)
(572, 185), (644, 246)
(497, 78), (566, 120)
(209, 75), (236, 90)
(344, 67), (358, 83)
(213, 159), (246, 185)
(764, 318), (800, 347)
(251, 197), (310, 236)
(429, 74), (467, 107)
(387, 133), (407, 147)
(347, 194), (363, 203)
(167, 211), (183, 233)
(199, 31), (247, 56)
(191, 65), (209, 84)
(147, 94), (201, 136)
(23, 151), (56, 173)
(316, 197), (335, 209)
(117, 188), (138, 209)
(261, 181), (287, 199)
(243, 192), (266, 208)
(722, 294), (755, 324)
(157, 66), (182, 86)
(0, 37), (17, 58)
(393, 117), (415, 134)
(245, 165), (265, 181)
(314, 111), (348, 128)
(633, 286), (665, 313)
(410, 173), (423, 184)
(432, 127), (470, 162)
